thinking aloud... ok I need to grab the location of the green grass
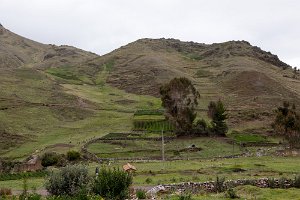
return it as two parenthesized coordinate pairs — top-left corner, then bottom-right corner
(87, 137), (241, 160)
(0, 68), (161, 159)
(229, 131), (269, 143)
(1, 156), (300, 193)
(163, 186), (300, 199)
(0, 178), (45, 190)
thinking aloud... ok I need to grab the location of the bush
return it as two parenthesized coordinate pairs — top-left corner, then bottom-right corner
(293, 175), (300, 188)
(213, 176), (225, 192)
(267, 177), (277, 189)
(225, 188), (239, 199)
(41, 152), (60, 167)
(67, 150), (81, 161)
(93, 167), (132, 200)
(145, 177), (153, 184)
(193, 119), (208, 136)
(136, 189), (147, 199)
(45, 165), (90, 196)
(278, 177), (289, 188)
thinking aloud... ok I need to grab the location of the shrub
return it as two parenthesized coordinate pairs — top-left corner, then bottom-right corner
(41, 152), (60, 167)
(213, 176), (225, 192)
(145, 177), (153, 184)
(93, 167), (132, 200)
(267, 177), (277, 188)
(278, 177), (289, 188)
(136, 189), (147, 199)
(67, 150), (81, 161)
(45, 165), (90, 196)
(225, 188), (239, 199)
(293, 175), (300, 188)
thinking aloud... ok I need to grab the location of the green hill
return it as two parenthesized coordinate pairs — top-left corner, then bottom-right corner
(0, 25), (299, 159)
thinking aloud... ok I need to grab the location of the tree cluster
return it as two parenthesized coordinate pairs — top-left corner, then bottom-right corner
(160, 77), (228, 136)
(160, 77), (199, 135)
(273, 101), (300, 148)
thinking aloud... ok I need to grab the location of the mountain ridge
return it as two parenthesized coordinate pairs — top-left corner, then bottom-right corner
(0, 26), (300, 158)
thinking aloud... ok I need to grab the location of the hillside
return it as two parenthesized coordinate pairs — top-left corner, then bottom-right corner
(0, 25), (300, 159)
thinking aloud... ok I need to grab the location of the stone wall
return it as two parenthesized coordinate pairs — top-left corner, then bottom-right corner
(147, 178), (294, 196)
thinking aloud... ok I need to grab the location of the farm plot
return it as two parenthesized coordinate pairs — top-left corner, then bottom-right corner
(87, 137), (242, 160)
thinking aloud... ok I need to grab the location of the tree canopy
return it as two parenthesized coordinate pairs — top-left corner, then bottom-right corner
(273, 101), (300, 148)
(160, 77), (199, 135)
(207, 100), (228, 136)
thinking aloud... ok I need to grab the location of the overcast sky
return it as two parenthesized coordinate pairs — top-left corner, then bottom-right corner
(0, 0), (299, 67)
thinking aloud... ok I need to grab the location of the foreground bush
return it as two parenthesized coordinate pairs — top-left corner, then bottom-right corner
(93, 168), (132, 200)
(46, 165), (90, 196)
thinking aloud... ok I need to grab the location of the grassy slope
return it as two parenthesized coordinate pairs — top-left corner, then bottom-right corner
(0, 65), (160, 159)
(1, 28), (300, 160)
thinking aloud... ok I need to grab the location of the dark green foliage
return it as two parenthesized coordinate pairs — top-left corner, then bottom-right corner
(273, 101), (300, 148)
(93, 167), (132, 200)
(267, 177), (276, 189)
(213, 176), (225, 193)
(67, 150), (81, 161)
(293, 175), (300, 188)
(178, 193), (192, 200)
(225, 188), (239, 199)
(160, 77), (200, 135)
(0, 170), (48, 181)
(208, 100), (228, 136)
(136, 189), (147, 199)
(145, 177), (153, 184)
(278, 177), (289, 189)
(193, 119), (208, 136)
(41, 152), (60, 167)
(45, 165), (90, 196)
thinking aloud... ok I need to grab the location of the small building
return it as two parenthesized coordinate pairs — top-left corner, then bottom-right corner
(122, 163), (136, 173)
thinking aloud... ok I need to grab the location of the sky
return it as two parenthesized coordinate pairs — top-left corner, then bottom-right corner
(0, 0), (299, 67)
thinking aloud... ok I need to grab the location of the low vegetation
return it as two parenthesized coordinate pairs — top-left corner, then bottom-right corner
(46, 165), (90, 197)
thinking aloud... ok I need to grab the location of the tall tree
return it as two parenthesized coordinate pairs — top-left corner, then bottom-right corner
(208, 99), (228, 136)
(273, 101), (300, 148)
(160, 77), (200, 135)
